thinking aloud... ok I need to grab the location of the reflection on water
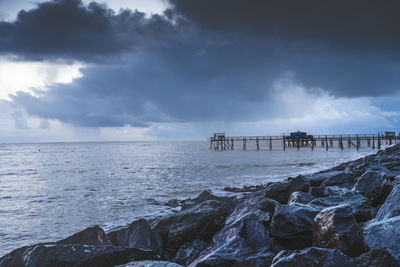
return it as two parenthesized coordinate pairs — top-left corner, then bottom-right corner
(0, 141), (374, 256)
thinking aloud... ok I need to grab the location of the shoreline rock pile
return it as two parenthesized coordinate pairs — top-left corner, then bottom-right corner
(2, 145), (400, 266)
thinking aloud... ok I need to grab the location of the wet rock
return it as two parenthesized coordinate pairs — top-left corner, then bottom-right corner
(323, 186), (351, 197)
(313, 204), (365, 257)
(57, 225), (112, 245)
(305, 171), (347, 187)
(288, 191), (314, 205)
(364, 216), (400, 262)
(165, 199), (180, 208)
(107, 219), (160, 254)
(353, 170), (389, 198)
(262, 175), (309, 204)
(309, 191), (373, 222)
(192, 205), (275, 266)
(21, 244), (157, 267)
(173, 239), (208, 266)
(355, 249), (400, 267)
(180, 190), (234, 210)
(236, 193), (280, 213)
(320, 172), (355, 187)
(116, 260), (183, 267)
(375, 183), (400, 221)
(310, 187), (325, 198)
(0, 244), (50, 267)
(270, 204), (318, 249)
(370, 183), (394, 207)
(270, 247), (355, 267)
(152, 200), (233, 250)
(224, 184), (267, 193)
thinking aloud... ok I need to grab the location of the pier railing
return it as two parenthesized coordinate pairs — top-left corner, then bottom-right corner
(210, 134), (399, 151)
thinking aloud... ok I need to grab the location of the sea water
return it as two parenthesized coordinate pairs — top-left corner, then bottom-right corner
(0, 141), (374, 256)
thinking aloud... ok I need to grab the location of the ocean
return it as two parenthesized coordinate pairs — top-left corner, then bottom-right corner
(0, 141), (374, 256)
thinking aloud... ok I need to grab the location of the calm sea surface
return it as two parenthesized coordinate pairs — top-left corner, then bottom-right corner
(0, 141), (375, 256)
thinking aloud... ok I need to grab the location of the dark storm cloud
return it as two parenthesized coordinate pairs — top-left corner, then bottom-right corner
(0, 0), (181, 60)
(169, 0), (400, 51)
(5, 0), (400, 128)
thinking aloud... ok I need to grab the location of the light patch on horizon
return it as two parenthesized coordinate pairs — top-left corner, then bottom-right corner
(0, 0), (168, 22)
(0, 57), (84, 100)
(147, 77), (400, 140)
(86, 0), (170, 15)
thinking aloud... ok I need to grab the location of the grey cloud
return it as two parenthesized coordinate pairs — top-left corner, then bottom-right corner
(169, 0), (400, 52)
(0, 0), (181, 61)
(4, 0), (400, 128)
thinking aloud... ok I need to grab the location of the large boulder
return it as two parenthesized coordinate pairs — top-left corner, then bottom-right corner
(353, 170), (396, 207)
(375, 183), (400, 221)
(237, 193), (280, 213)
(262, 175), (309, 204)
(355, 249), (400, 267)
(0, 244), (51, 267)
(320, 172), (355, 188)
(0, 226), (113, 267)
(107, 219), (160, 254)
(57, 225), (112, 245)
(353, 171), (390, 198)
(313, 204), (365, 257)
(305, 171), (354, 187)
(180, 190), (235, 210)
(288, 191), (314, 205)
(364, 216), (400, 262)
(21, 244), (157, 267)
(270, 247), (355, 267)
(270, 204), (318, 249)
(192, 205), (275, 266)
(151, 200), (233, 250)
(173, 239), (208, 266)
(309, 191), (373, 222)
(116, 261), (183, 267)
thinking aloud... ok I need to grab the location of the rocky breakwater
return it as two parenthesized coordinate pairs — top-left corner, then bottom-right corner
(2, 145), (400, 267)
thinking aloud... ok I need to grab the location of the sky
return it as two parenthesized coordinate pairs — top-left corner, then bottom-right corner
(0, 0), (399, 142)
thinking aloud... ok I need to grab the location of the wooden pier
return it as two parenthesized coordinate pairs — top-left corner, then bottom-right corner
(210, 132), (400, 151)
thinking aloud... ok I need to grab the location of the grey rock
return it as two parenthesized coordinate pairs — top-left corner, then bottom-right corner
(305, 171), (346, 187)
(355, 249), (400, 267)
(107, 219), (160, 254)
(310, 187), (325, 198)
(173, 239), (208, 266)
(0, 244), (51, 267)
(323, 186), (351, 197)
(22, 244), (157, 267)
(321, 172), (355, 187)
(271, 247), (355, 267)
(375, 183), (400, 221)
(151, 200), (233, 250)
(270, 204), (318, 249)
(165, 199), (180, 208)
(116, 261), (183, 267)
(353, 170), (394, 200)
(180, 190), (234, 210)
(193, 205), (275, 266)
(364, 216), (400, 262)
(313, 204), (365, 257)
(288, 191), (314, 205)
(57, 225), (112, 245)
(238, 193), (280, 213)
(262, 175), (309, 204)
(309, 191), (373, 222)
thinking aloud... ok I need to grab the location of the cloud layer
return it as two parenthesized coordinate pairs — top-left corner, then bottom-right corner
(0, 0), (399, 140)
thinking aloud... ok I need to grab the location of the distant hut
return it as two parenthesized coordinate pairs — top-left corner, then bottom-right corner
(290, 131), (307, 139)
(384, 131), (395, 137)
(214, 133), (226, 140)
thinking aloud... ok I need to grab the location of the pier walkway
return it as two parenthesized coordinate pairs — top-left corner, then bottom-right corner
(210, 133), (400, 151)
